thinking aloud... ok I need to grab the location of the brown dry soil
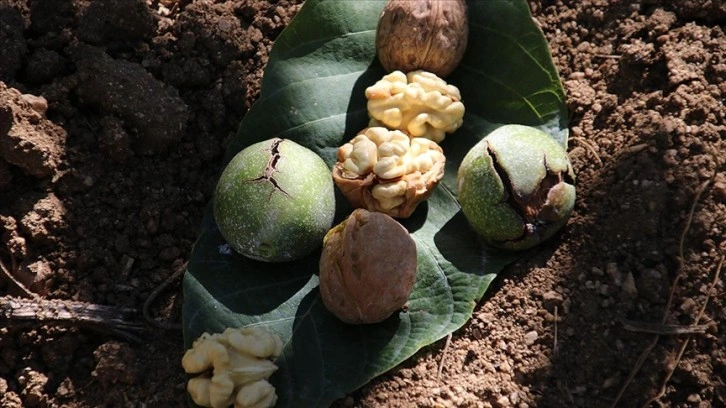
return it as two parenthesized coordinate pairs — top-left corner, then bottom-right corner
(0, 0), (724, 407)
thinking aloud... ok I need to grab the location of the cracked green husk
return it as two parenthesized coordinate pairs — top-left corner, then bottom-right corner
(213, 138), (336, 262)
(456, 125), (576, 250)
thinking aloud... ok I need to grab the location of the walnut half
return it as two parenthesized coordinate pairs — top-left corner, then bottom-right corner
(366, 70), (465, 143)
(333, 127), (445, 219)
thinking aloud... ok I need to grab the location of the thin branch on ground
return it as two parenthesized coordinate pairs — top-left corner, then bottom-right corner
(610, 171), (715, 408)
(0, 295), (146, 342)
(437, 332), (453, 381)
(2, 250), (151, 341)
(0, 254), (35, 298)
(610, 335), (658, 408)
(142, 263), (185, 331)
(593, 54), (622, 59)
(553, 305), (559, 358)
(569, 136), (603, 166)
(663, 173), (715, 317)
(620, 319), (708, 335)
(1, 247), (185, 338)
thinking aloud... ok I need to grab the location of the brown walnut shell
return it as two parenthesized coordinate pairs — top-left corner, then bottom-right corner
(319, 209), (417, 325)
(376, 0), (468, 78)
(332, 163), (444, 219)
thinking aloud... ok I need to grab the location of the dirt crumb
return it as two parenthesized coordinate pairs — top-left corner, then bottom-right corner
(0, 378), (23, 408)
(19, 193), (67, 245)
(0, 82), (66, 178)
(17, 368), (49, 407)
(92, 341), (137, 387)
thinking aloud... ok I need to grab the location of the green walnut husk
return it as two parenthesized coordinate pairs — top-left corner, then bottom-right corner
(456, 125), (576, 250)
(213, 138), (336, 262)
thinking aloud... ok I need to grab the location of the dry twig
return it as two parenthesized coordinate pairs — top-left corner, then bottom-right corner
(1, 250), (151, 341)
(437, 332), (453, 381)
(0, 295), (146, 342)
(593, 54), (622, 60)
(620, 319), (708, 335)
(142, 262), (185, 330)
(570, 136), (603, 166)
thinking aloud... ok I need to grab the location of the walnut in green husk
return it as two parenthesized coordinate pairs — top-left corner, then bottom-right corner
(457, 125), (576, 251)
(213, 138), (335, 262)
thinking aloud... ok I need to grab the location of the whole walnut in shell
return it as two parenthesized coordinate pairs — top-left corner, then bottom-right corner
(319, 209), (417, 325)
(376, 0), (468, 78)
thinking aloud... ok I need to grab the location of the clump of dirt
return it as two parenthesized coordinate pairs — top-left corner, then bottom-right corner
(91, 341), (137, 387)
(667, 0), (726, 23)
(72, 43), (189, 156)
(0, 83), (65, 178)
(0, 0), (724, 407)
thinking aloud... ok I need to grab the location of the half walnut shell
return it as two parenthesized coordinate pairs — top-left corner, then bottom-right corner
(332, 127), (445, 219)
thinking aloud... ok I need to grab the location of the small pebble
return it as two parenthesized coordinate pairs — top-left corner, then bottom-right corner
(542, 290), (564, 312)
(496, 395), (512, 407)
(523, 331), (539, 345)
(20, 94), (48, 114)
(680, 298), (697, 314)
(622, 272), (638, 299)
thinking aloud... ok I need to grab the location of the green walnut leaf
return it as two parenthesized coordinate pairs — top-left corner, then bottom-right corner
(183, 1), (567, 407)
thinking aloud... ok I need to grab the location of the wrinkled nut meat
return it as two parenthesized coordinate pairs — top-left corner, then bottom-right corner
(376, 0), (468, 78)
(456, 125), (576, 251)
(182, 327), (283, 408)
(333, 127), (445, 218)
(319, 208), (417, 325)
(366, 70), (465, 143)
